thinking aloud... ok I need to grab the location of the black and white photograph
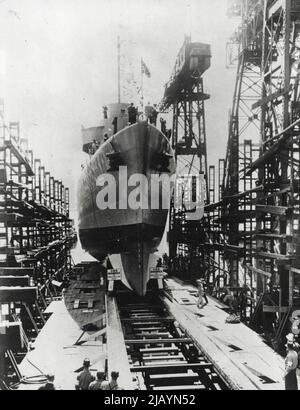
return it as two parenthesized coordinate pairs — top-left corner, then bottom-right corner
(0, 0), (299, 394)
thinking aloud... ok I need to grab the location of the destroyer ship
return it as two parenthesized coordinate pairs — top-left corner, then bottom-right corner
(77, 103), (175, 295)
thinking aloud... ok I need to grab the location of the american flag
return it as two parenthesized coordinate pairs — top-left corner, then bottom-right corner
(141, 58), (151, 78)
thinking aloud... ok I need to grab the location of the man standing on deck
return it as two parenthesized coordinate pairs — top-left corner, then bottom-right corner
(196, 280), (205, 309)
(75, 358), (95, 390)
(160, 117), (167, 134)
(150, 104), (159, 126)
(128, 103), (137, 125)
(201, 279), (209, 306)
(145, 102), (153, 121)
(284, 338), (299, 390)
(223, 287), (235, 312)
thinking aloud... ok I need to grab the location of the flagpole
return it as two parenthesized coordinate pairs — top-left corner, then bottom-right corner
(117, 35), (121, 103)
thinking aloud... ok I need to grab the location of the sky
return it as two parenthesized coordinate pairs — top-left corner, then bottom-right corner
(0, 0), (239, 217)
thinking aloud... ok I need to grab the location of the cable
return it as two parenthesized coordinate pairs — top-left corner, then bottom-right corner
(19, 375), (48, 385)
(10, 356), (48, 388)
(25, 356), (44, 375)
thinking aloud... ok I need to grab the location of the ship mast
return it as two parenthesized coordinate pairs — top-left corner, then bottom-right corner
(141, 62), (144, 112)
(117, 35), (121, 103)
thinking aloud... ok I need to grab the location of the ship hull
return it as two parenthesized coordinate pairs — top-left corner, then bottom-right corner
(77, 121), (175, 295)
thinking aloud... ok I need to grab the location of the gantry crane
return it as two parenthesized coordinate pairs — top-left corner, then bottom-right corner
(160, 36), (211, 279)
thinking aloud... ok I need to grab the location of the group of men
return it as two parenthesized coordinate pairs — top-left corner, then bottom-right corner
(76, 359), (121, 390)
(89, 139), (100, 156)
(128, 102), (167, 131)
(38, 358), (122, 391)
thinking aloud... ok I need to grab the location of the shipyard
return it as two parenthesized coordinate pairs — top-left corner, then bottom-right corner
(1, 0), (300, 394)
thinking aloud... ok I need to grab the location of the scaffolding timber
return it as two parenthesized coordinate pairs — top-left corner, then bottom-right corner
(0, 107), (76, 388)
(194, 0), (300, 353)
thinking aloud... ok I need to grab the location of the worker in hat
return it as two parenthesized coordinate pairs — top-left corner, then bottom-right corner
(284, 337), (299, 390)
(223, 286), (235, 313)
(201, 279), (209, 306)
(196, 280), (206, 309)
(101, 370), (123, 390)
(75, 358), (95, 390)
(88, 370), (105, 390)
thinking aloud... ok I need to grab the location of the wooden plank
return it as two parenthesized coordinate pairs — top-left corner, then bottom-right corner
(263, 305), (289, 313)
(256, 251), (295, 260)
(245, 143), (280, 176)
(267, 0), (283, 19)
(120, 305), (162, 311)
(106, 296), (134, 389)
(245, 265), (272, 278)
(135, 327), (164, 332)
(122, 317), (174, 323)
(149, 373), (199, 386)
(143, 359), (186, 366)
(135, 332), (171, 338)
(125, 338), (192, 345)
(0, 267), (34, 277)
(153, 385), (205, 390)
(51, 280), (62, 288)
(0, 276), (30, 286)
(4, 141), (34, 175)
(140, 347), (179, 354)
(256, 204), (290, 216)
(255, 233), (286, 239)
(291, 267), (300, 275)
(0, 213), (24, 223)
(0, 286), (37, 303)
(132, 362), (213, 373)
(252, 86), (290, 110)
(143, 354), (184, 362)
(131, 321), (172, 327)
